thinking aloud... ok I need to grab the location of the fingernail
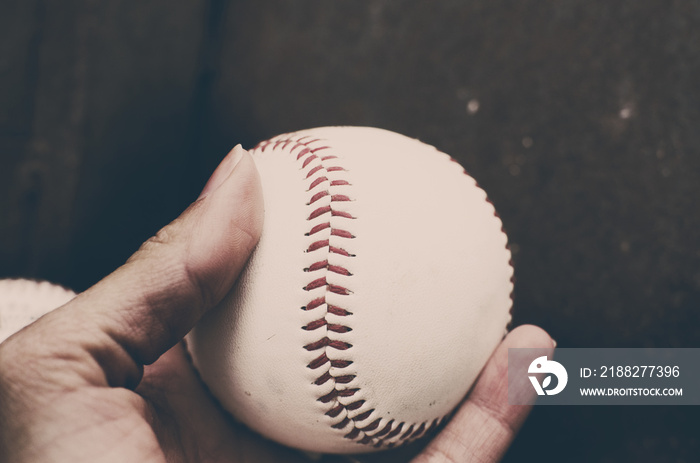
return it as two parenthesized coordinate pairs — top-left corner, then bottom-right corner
(198, 145), (246, 200)
(552, 338), (557, 348)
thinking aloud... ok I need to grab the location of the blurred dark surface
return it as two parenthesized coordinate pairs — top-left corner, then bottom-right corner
(1, 1), (699, 461)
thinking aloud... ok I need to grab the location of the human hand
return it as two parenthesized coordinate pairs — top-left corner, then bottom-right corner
(0, 145), (299, 463)
(0, 145), (551, 462)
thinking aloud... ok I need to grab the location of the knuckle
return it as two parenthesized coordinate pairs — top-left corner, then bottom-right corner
(127, 225), (183, 266)
(150, 226), (174, 246)
(142, 226), (176, 252)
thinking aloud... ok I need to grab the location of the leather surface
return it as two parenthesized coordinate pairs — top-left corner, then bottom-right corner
(187, 127), (513, 453)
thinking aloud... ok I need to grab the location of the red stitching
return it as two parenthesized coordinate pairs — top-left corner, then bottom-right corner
(345, 399), (365, 409)
(331, 229), (354, 239)
(307, 353), (330, 369)
(328, 305), (352, 316)
(304, 337), (353, 351)
(325, 404), (345, 417)
(327, 283), (352, 295)
(373, 420), (393, 438)
(308, 176), (328, 190)
(306, 223), (330, 236)
(334, 374), (356, 383)
(359, 435), (374, 445)
(331, 210), (355, 219)
(303, 319), (327, 331)
(303, 277), (329, 291)
(307, 353), (354, 370)
(253, 134), (448, 449)
(306, 165), (324, 178)
(302, 155), (318, 168)
(303, 297), (325, 311)
(319, 389), (360, 403)
(314, 372), (333, 385)
(330, 359), (353, 368)
(305, 260), (353, 276)
(328, 264), (352, 276)
(361, 419), (381, 432)
(302, 319), (352, 333)
(305, 240), (354, 256)
(353, 409), (375, 421)
(385, 424), (404, 439)
(400, 425), (415, 440)
(329, 246), (354, 257)
(305, 261), (327, 272)
(306, 239), (330, 252)
(333, 418), (351, 429)
(308, 191), (329, 205)
(308, 205), (332, 220)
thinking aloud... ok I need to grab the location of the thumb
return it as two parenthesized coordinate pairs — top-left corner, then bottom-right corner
(1, 145), (263, 389)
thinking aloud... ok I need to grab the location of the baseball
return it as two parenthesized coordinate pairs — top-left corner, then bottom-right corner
(0, 279), (76, 344)
(186, 126), (513, 454)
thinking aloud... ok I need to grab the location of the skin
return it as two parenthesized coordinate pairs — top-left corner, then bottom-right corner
(0, 147), (553, 463)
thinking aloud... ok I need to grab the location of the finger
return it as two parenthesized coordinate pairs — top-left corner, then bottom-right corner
(412, 325), (553, 463)
(5, 146), (263, 389)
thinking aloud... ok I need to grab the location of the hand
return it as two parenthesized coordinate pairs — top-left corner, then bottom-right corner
(0, 145), (552, 463)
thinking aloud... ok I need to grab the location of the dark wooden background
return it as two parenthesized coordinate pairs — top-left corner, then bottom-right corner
(2, 1), (699, 461)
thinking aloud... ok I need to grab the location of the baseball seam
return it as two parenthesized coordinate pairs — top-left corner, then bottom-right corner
(254, 134), (443, 449)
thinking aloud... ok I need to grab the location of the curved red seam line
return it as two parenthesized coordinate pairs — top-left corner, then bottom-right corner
(256, 134), (444, 448)
(289, 136), (380, 442)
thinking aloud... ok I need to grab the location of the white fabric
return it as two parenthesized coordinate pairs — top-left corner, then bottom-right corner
(187, 126), (513, 454)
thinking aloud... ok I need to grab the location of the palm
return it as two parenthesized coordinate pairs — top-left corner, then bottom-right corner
(133, 343), (308, 463)
(136, 344), (434, 463)
(2, 324), (545, 463)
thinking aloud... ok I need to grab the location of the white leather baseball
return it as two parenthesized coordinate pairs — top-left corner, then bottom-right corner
(186, 126), (513, 454)
(0, 279), (76, 344)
